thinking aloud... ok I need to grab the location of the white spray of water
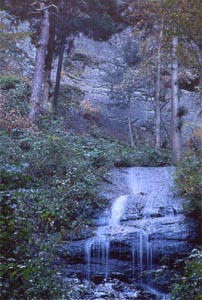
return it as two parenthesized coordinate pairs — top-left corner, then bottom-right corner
(85, 195), (128, 280)
(110, 195), (127, 226)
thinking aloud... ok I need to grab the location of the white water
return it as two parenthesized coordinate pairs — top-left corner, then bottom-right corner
(85, 195), (128, 280)
(110, 195), (128, 226)
(85, 167), (178, 299)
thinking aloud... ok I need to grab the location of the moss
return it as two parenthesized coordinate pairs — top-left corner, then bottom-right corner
(0, 75), (21, 90)
(58, 84), (84, 109)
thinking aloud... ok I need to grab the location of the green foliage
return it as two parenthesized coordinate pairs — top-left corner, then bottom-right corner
(0, 77), (30, 132)
(0, 191), (67, 299)
(80, 0), (119, 40)
(0, 75), (21, 90)
(10, 80), (30, 105)
(175, 145), (202, 216)
(0, 163), (32, 190)
(0, 192), (31, 299)
(0, 131), (103, 298)
(171, 248), (202, 300)
(162, 0), (202, 77)
(0, 114), (172, 298)
(113, 145), (171, 167)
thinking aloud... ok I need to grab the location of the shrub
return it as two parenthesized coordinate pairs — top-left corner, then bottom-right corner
(175, 128), (202, 216)
(0, 191), (68, 300)
(113, 145), (171, 167)
(0, 163), (32, 190)
(0, 77), (32, 132)
(171, 249), (202, 300)
(0, 192), (31, 299)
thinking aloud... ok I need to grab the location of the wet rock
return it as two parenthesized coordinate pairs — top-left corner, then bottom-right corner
(58, 240), (86, 261)
(58, 167), (198, 291)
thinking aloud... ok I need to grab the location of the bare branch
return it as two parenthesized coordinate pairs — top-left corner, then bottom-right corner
(31, 1), (38, 8)
(31, 2), (58, 13)
(35, 4), (59, 13)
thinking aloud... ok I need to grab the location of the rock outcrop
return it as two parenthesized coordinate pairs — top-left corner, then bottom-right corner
(59, 30), (201, 145)
(59, 167), (198, 284)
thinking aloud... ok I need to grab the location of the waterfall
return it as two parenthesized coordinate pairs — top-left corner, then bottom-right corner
(137, 229), (152, 273)
(85, 235), (110, 280)
(84, 166), (189, 299)
(129, 167), (175, 279)
(110, 195), (127, 226)
(85, 167), (176, 281)
(85, 195), (128, 280)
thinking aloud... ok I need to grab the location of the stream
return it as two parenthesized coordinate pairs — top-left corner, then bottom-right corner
(59, 167), (197, 299)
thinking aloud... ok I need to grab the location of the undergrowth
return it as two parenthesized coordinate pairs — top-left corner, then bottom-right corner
(0, 124), (171, 299)
(175, 128), (202, 217)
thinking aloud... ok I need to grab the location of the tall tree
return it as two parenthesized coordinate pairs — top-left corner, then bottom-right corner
(124, 0), (170, 149)
(52, 0), (120, 113)
(155, 20), (164, 149)
(162, 0), (202, 160)
(162, 0), (202, 94)
(52, 0), (77, 113)
(29, 1), (50, 122)
(171, 36), (181, 163)
(1, 0), (58, 121)
(42, 20), (56, 113)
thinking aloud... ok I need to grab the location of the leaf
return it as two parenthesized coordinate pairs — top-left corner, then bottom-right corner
(22, 268), (30, 280)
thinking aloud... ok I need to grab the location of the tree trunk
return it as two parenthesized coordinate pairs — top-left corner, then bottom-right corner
(155, 26), (163, 149)
(52, 37), (66, 113)
(128, 95), (135, 147)
(29, 2), (50, 122)
(42, 66), (51, 113)
(53, 37), (73, 113)
(171, 36), (181, 164)
(42, 23), (55, 113)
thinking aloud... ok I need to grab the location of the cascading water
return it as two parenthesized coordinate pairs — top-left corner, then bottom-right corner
(85, 195), (128, 280)
(110, 195), (128, 226)
(84, 166), (194, 299)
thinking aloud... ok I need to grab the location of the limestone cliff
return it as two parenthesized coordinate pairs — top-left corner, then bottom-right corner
(0, 10), (201, 146)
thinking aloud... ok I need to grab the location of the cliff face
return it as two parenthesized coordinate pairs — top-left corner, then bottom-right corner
(58, 27), (153, 143)
(0, 11), (35, 79)
(1, 10), (201, 146)
(58, 30), (201, 146)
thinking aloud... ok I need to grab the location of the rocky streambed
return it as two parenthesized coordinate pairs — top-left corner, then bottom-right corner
(58, 167), (198, 299)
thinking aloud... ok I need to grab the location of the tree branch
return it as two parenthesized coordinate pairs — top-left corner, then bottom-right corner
(31, 2), (58, 13)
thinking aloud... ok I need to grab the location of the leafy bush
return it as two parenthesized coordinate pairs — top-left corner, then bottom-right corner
(0, 163), (32, 190)
(171, 249), (202, 300)
(0, 77), (31, 132)
(175, 128), (202, 216)
(10, 80), (30, 109)
(0, 191), (69, 300)
(113, 145), (171, 167)
(0, 192), (30, 299)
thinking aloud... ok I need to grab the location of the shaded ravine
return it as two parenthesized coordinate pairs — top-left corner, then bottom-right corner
(83, 167), (197, 298)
